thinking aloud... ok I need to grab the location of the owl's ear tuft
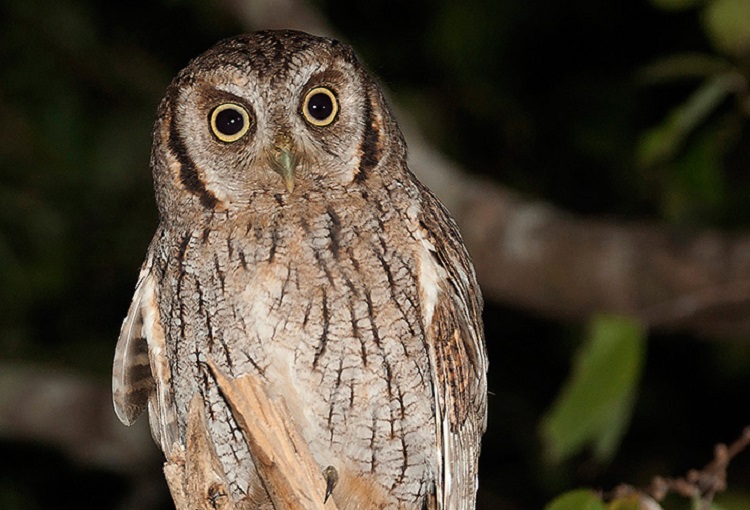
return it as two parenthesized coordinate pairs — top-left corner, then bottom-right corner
(329, 38), (359, 65)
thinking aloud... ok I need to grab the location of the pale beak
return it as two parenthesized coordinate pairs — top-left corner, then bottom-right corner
(272, 134), (297, 193)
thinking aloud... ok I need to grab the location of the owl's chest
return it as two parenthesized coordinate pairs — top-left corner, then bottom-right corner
(160, 203), (428, 386)
(157, 204), (438, 505)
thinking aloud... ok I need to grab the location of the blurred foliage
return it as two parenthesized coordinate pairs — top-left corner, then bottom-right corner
(544, 489), (608, 510)
(546, 489), (739, 510)
(541, 315), (645, 465)
(1, 0), (750, 509)
(636, 0), (750, 225)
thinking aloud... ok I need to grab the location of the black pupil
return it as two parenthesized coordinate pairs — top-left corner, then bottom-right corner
(215, 107), (244, 136)
(307, 92), (334, 121)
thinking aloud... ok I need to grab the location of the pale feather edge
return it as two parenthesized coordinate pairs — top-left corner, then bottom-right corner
(140, 271), (179, 457)
(415, 211), (486, 510)
(112, 253), (154, 425)
(417, 231), (454, 510)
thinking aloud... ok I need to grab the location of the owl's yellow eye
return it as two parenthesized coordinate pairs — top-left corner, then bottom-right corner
(302, 87), (339, 126)
(210, 103), (251, 142)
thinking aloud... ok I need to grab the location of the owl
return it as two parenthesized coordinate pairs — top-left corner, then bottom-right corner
(112, 30), (487, 510)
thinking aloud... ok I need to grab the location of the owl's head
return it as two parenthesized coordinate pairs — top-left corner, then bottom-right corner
(151, 30), (405, 221)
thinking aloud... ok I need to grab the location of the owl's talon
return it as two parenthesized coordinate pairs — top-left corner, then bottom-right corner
(322, 465), (338, 503)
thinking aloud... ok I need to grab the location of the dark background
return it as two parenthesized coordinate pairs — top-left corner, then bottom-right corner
(1, 0), (749, 508)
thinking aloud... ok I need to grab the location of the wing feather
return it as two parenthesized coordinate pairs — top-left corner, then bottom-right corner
(112, 249), (178, 456)
(415, 184), (488, 510)
(112, 254), (156, 425)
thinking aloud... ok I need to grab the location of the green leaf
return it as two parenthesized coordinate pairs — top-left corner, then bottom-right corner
(636, 73), (734, 168)
(545, 489), (607, 510)
(713, 490), (750, 510)
(637, 53), (731, 85)
(702, 0), (750, 58)
(540, 315), (646, 464)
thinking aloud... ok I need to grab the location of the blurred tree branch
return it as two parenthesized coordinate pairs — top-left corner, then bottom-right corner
(0, 363), (156, 473)
(452, 183), (750, 337)
(0, 363), (167, 508)
(607, 427), (750, 510)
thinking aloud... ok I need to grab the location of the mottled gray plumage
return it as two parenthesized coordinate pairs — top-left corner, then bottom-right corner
(113, 30), (487, 509)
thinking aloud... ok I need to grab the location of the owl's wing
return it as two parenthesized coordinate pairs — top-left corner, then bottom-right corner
(112, 248), (178, 456)
(416, 185), (488, 510)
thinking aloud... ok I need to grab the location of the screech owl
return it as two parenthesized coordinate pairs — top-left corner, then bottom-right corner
(112, 30), (487, 509)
